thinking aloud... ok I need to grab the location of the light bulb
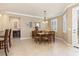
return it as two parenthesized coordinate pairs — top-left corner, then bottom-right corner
(0, 14), (2, 17)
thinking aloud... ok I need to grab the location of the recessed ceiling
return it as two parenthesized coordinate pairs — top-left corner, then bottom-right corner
(0, 3), (71, 18)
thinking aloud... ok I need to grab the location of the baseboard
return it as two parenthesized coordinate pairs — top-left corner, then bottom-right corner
(20, 37), (32, 40)
(20, 36), (71, 46)
(55, 37), (71, 47)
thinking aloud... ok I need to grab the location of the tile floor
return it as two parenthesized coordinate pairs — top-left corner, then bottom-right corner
(0, 38), (79, 56)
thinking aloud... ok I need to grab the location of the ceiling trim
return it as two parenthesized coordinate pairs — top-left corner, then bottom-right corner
(5, 11), (43, 19)
(3, 3), (78, 19)
(51, 3), (78, 19)
(62, 3), (78, 14)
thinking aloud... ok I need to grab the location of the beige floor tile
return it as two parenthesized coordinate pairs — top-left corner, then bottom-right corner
(0, 38), (79, 56)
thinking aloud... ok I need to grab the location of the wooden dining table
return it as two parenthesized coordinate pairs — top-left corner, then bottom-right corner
(37, 31), (55, 42)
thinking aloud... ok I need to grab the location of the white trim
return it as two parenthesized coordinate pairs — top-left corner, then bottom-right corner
(20, 37), (32, 40)
(5, 11), (43, 19)
(51, 3), (78, 18)
(55, 37), (71, 47)
(63, 3), (78, 14)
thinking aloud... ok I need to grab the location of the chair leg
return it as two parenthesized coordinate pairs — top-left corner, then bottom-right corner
(53, 38), (55, 43)
(9, 38), (11, 48)
(38, 39), (42, 44)
(35, 40), (38, 43)
(53, 35), (55, 43)
(4, 48), (8, 56)
(7, 44), (9, 52)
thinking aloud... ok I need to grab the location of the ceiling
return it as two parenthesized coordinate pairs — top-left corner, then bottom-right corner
(0, 3), (71, 18)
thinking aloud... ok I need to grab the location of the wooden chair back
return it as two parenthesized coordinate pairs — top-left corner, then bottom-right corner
(9, 29), (11, 37)
(8, 29), (12, 47)
(0, 29), (9, 56)
(4, 29), (9, 41)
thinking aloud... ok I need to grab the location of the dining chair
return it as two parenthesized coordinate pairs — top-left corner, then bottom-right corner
(42, 33), (53, 43)
(33, 31), (40, 43)
(41, 34), (48, 43)
(0, 29), (9, 56)
(51, 31), (55, 42)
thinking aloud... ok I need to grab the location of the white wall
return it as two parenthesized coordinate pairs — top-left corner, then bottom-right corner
(0, 14), (46, 40)
(20, 16), (42, 39)
(0, 14), (9, 31)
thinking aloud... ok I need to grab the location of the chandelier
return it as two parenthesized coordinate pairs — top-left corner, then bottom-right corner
(42, 10), (48, 24)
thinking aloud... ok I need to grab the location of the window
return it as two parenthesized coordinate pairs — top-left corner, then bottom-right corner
(63, 14), (67, 33)
(51, 18), (57, 32)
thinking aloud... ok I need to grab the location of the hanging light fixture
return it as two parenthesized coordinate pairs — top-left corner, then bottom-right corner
(42, 10), (48, 24)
